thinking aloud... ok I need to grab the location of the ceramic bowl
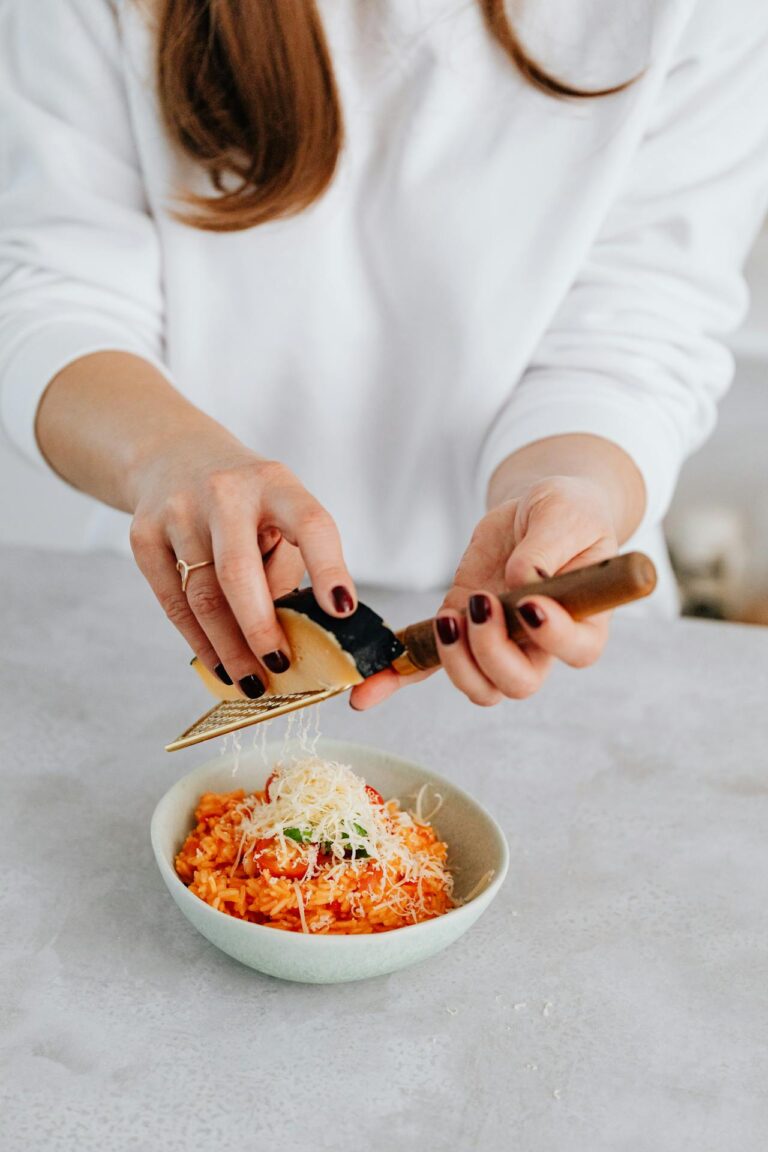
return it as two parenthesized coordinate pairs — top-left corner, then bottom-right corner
(151, 738), (508, 984)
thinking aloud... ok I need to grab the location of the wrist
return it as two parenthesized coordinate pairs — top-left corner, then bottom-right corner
(34, 351), (256, 515)
(124, 412), (252, 512)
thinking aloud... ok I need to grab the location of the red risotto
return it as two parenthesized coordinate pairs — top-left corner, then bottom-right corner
(175, 756), (454, 934)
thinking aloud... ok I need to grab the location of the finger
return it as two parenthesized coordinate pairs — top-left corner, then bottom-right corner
(433, 611), (503, 707)
(170, 531), (273, 694)
(210, 514), (293, 678)
(513, 594), (611, 669)
(465, 592), (551, 698)
(267, 484), (357, 618)
(263, 537), (306, 601)
(130, 522), (224, 677)
(257, 527), (282, 558)
(350, 668), (401, 710)
(349, 666), (436, 711)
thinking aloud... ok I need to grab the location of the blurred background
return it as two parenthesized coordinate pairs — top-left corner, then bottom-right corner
(2, 226), (766, 625)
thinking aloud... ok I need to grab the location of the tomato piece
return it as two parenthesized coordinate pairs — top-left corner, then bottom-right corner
(365, 785), (384, 806)
(250, 837), (310, 879)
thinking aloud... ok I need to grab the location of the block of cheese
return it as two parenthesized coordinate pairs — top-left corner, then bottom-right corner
(192, 588), (404, 700)
(274, 587), (404, 688)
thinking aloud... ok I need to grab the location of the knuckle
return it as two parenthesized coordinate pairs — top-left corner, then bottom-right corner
(186, 583), (228, 620)
(129, 516), (161, 556)
(256, 458), (291, 487)
(568, 647), (599, 670)
(243, 620), (282, 652)
(523, 546), (552, 569)
(298, 504), (334, 534)
(210, 645), (253, 676)
(467, 688), (503, 708)
(157, 589), (194, 627)
(193, 644), (220, 670)
(205, 469), (237, 500)
(162, 491), (194, 529)
(506, 677), (538, 700)
(216, 553), (256, 588)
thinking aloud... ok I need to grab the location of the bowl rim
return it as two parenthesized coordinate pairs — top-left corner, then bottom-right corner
(151, 737), (509, 946)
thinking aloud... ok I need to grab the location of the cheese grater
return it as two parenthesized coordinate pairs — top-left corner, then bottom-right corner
(165, 685), (351, 752)
(165, 551), (657, 752)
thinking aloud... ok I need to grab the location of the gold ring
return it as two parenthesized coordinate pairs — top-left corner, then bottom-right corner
(176, 558), (215, 593)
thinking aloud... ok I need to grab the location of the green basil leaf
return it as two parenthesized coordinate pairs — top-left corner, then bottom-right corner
(284, 827), (308, 844)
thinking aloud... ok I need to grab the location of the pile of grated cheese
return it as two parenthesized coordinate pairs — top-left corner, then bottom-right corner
(239, 756), (399, 862)
(236, 755), (452, 900)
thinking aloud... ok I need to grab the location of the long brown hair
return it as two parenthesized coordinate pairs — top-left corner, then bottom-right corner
(157, 0), (631, 233)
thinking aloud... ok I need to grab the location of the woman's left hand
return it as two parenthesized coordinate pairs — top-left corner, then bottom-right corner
(349, 475), (619, 710)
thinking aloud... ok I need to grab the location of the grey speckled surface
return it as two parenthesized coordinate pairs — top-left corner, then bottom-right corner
(1, 545), (767, 1151)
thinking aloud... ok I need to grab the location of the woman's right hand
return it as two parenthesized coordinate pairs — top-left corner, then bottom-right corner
(128, 430), (356, 697)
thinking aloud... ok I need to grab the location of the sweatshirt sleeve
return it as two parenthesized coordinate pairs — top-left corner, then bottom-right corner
(0, 0), (172, 469)
(476, 0), (768, 529)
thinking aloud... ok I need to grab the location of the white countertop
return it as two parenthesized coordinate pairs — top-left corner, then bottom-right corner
(1, 546), (767, 1151)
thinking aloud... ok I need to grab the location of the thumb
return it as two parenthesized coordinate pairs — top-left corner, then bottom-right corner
(263, 538), (306, 601)
(349, 664), (436, 711)
(504, 497), (612, 589)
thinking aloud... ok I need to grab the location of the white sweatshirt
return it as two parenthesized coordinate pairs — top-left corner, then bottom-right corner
(1, 0), (767, 607)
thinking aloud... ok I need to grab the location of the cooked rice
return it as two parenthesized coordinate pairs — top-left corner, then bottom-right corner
(175, 788), (454, 934)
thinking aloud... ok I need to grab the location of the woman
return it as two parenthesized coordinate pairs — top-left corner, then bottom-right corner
(1, 0), (766, 710)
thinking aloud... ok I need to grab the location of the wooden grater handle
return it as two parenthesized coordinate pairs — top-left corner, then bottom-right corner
(393, 551), (657, 673)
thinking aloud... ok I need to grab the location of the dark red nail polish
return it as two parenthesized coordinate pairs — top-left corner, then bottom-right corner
(436, 616), (459, 645)
(214, 663), (233, 685)
(517, 601), (546, 629)
(332, 585), (355, 614)
(535, 567), (550, 580)
(469, 594), (491, 625)
(262, 650), (291, 674)
(239, 673), (266, 699)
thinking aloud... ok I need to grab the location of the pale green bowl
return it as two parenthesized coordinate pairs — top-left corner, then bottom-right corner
(151, 738), (509, 984)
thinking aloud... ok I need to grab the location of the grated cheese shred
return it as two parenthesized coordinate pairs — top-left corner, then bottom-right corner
(293, 880), (309, 934)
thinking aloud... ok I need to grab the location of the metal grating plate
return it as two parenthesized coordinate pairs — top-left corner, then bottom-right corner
(165, 686), (351, 752)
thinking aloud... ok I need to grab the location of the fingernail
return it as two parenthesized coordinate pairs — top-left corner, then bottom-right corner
(262, 650), (291, 674)
(517, 601), (546, 629)
(239, 673), (266, 699)
(214, 663), (233, 685)
(436, 615), (460, 645)
(332, 585), (355, 614)
(469, 594), (491, 625)
(535, 567), (550, 580)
